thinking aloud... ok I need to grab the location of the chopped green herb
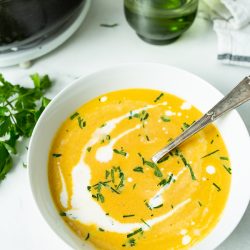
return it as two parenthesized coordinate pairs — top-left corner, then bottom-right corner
(223, 165), (232, 174)
(160, 116), (171, 122)
(70, 112), (79, 120)
(220, 156), (229, 161)
(123, 214), (135, 218)
(100, 23), (119, 28)
(86, 147), (92, 152)
(181, 122), (190, 131)
(144, 200), (152, 210)
(212, 183), (221, 192)
(106, 135), (111, 141)
(153, 204), (163, 209)
(99, 228), (105, 232)
(100, 123), (106, 127)
(133, 166), (144, 173)
(144, 160), (157, 168)
(132, 183), (137, 190)
(78, 116), (86, 129)
(22, 162), (27, 168)
(198, 201), (202, 207)
(113, 148), (127, 156)
(201, 150), (220, 159)
(140, 219), (150, 228)
(154, 167), (163, 178)
(171, 205), (174, 209)
(60, 211), (67, 216)
(127, 228), (143, 238)
(154, 93), (164, 103)
(179, 153), (196, 180)
(52, 153), (62, 158)
(158, 155), (169, 163)
(128, 238), (136, 247)
(158, 174), (173, 186)
(210, 139), (214, 144)
(145, 135), (150, 141)
(105, 170), (110, 179)
(85, 233), (90, 241)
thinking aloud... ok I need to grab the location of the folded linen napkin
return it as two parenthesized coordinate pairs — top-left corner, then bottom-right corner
(200, 0), (250, 67)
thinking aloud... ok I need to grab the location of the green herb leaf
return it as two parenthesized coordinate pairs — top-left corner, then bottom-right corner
(160, 116), (171, 122)
(133, 166), (144, 173)
(113, 148), (127, 156)
(0, 73), (51, 182)
(201, 150), (220, 159)
(154, 93), (164, 103)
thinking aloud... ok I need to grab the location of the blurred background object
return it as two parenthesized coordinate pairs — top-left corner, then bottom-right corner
(200, 0), (250, 67)
(124, 0), (199, 45)
(0, 0), (91, 67)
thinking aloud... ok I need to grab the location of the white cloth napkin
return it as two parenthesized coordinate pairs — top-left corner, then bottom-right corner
(200, 0), (250, 67)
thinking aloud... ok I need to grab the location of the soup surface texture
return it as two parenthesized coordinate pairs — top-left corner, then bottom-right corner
(48, 89), (231, 250)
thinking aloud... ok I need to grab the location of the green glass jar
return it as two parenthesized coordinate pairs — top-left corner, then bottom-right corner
(124, 0), (199, 45)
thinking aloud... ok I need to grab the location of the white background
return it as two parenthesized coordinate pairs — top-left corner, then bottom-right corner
(0, 0), (249, 249)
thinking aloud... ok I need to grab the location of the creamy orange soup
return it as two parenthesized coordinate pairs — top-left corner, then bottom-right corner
(48, 89), (231, 250)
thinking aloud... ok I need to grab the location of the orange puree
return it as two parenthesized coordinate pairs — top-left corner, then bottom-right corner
(48, 89), (231, 250)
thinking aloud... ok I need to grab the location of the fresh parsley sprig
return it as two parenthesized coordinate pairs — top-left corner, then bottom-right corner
(0, 73), (52, 181)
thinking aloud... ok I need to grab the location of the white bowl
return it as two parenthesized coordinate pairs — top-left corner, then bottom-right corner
(28, 63), (250, 250)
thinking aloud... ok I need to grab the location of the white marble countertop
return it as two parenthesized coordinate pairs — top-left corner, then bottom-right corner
(0, 0), (249, 249)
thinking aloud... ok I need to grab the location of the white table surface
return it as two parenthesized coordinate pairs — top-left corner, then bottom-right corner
(0, 1), (249, 249)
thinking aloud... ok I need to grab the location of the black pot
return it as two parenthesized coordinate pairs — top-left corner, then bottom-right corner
(0, 0), (86, 51)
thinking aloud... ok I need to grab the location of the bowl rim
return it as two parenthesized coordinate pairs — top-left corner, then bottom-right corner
(28, 62), (250, 250)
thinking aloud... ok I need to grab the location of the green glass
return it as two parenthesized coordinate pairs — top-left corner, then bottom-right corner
(124, 0), (199, 45)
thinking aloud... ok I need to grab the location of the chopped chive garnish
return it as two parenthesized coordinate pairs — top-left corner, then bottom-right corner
(52, 153), (62, 158)
(87, 147), (92, 152)
(145, 135), (150, 141)
(100, 123), (106, 127)
(133, 166), (144, 173)
(181, 122), (190, 131)
(198, 201), (202, 207)
(110, 186), (121, 194)
(113, 148), (127, 156)
(160, 116), (171, 122)
(201, 150), (220, 159)
(59, 211), (66, 216)
(171, 205), (174, 209)
(154, 167), (163, 177)
(179, 153), (196, 180)
(123, 214), (135, 218)
(144, 160), (157, 168)
(106, 135), (111, 141)
(154, 93), (164, 102)
(132, 183), (137, 190)
(158, 155), (169, 163)
(22, 162), (27, 168)
(144, 200), (152, 210)
(212, 183), (221, 192)
(85, 233), (90, 241)
(127, 228), (143, 238)
(153, 204), (163, 209)
(220, 156), (229, 161)
(223, 165), (232, 174)
(210, 139), (214, 144)
(70, 112), (79, 120)
(99, 228), (105, 232)
(158, 174), (173, 186)
(78, 116), (86, 128)
(140, 219), (150, 228)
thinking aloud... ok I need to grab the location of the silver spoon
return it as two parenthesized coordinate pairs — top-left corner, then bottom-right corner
(152, 76), (250, 164)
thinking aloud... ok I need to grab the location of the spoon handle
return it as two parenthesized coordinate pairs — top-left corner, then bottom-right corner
(152, 76), (250, 163)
